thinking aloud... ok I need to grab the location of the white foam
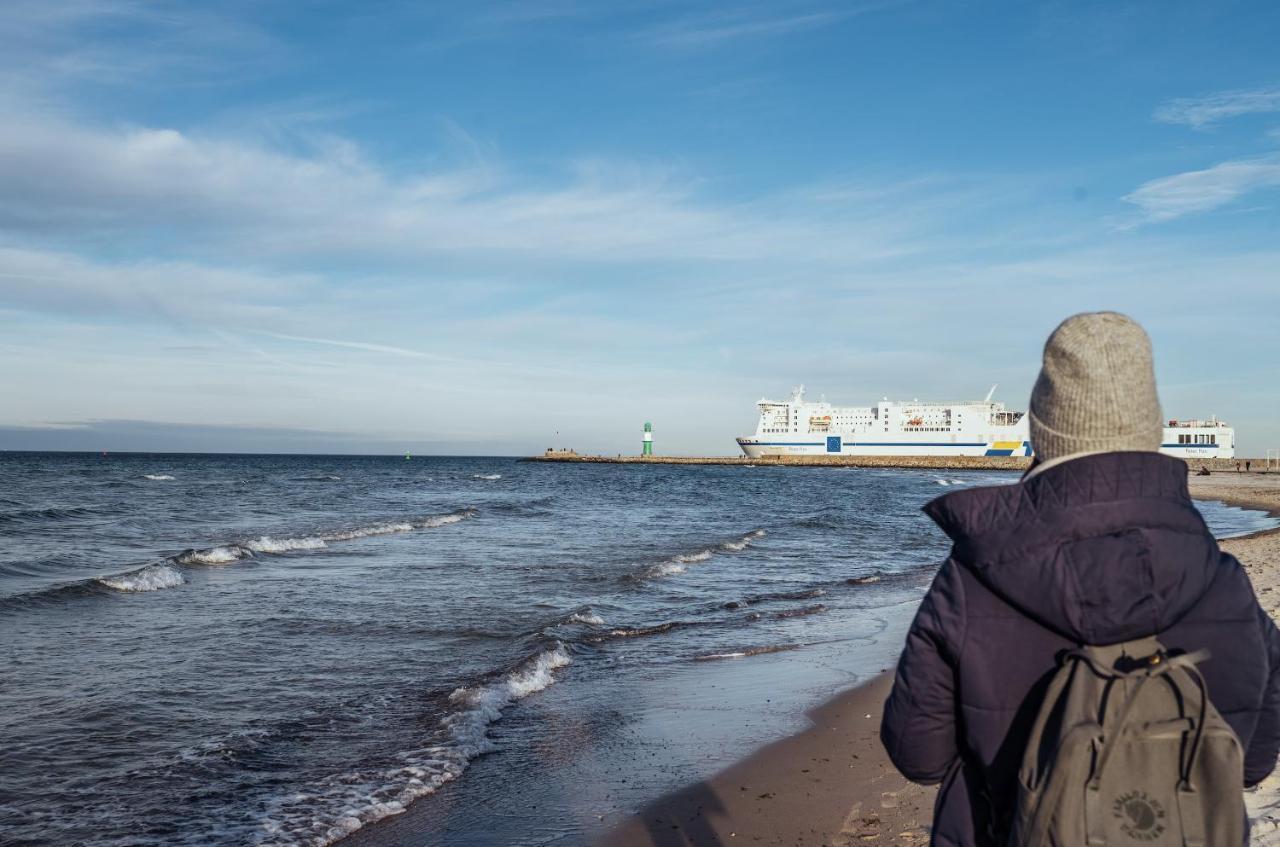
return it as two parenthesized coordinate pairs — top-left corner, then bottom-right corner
(567, 611), (604, 626)
(174, 510), (475, 570)
(143, 474), (175, 481)
(98, 563), (185, 592)
(646, 560), (687, 577)
(257, 644), (570, 847)
(416, 510), (475, 528)
(180, 545), (250, 565)
(472, 473), (502, 480)
(246, 536), (328, 553)
(647, 529), (766, 578)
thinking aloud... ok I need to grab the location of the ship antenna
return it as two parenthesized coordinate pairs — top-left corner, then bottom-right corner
(984, 384), (998, 404)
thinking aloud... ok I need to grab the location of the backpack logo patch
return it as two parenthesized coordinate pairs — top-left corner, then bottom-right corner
(1112, 790), (1166, 841)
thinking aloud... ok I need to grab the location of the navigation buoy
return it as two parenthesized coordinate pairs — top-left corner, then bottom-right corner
(642, 422), (653, 456)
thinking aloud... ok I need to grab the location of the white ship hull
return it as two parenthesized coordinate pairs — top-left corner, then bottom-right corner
(736, 435), (1030, 458)
(736, 386), (1236, 460)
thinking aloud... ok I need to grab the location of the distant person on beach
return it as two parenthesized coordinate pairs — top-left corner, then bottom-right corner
(1248, 460), (1253, 472)
(880, 312), (1280, 845)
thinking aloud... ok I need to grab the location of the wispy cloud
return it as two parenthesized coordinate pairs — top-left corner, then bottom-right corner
(0, 103), (964, 268)
(0, 246), (315, 327)
(1122, 154), (1280, 223)
(1154, 85), (1280, 129)
(638, 3), (893, 49)
(263, 332), (459, 362)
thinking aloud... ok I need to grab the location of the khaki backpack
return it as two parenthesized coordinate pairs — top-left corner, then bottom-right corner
(1010, 636), (1245, 846)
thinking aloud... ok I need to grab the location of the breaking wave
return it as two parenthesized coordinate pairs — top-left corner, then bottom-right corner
(566, 611), (605, 626)
(142, 474), (175, 481)
(176, 510), (476, 567)
(642, 529), (766, 578)
(98, 563), (185, 593)
(472, 473), (502, 481)
(257, 644), (571, 847)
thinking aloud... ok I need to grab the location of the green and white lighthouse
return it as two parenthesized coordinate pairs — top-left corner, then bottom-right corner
(642, 422), (653, 456)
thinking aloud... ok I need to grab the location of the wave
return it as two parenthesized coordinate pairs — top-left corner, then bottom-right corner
(142, 474), (175, 481)
(603, 620), (693, 639)
(846, 574), (882, 585)
(642, 529), (766, 579)
(294, 474), (341, 482)
(177, 510), (477, 566)
(472, 473), (502, 481)
(722, 587), (825, 610)
(257, 645), (571, 847)
(7, 510), (478, 606)
(794, 513), (842, 530)
(97, 563), (185, 593)
(773, 603), (827, 619)
(694, 644), (800, 661)
(0, 505), (106, 526)
(565, 610), (605, 626)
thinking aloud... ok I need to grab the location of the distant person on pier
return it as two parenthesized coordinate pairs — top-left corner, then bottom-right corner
(880, 312), (1280, 846)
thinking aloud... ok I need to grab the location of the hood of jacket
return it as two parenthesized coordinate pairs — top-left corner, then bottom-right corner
(923, 451), (1222, 645)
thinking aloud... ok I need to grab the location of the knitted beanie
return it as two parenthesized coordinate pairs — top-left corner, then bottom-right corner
(1028, 312), (1163, 462)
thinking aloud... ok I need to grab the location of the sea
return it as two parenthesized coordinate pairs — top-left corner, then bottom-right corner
(2, 452), (1275, 847)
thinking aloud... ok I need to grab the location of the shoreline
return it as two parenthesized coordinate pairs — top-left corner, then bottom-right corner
(596, 473), (1280, 846)
(596, 671), (932, 846)
(336, 473), (1280, 847)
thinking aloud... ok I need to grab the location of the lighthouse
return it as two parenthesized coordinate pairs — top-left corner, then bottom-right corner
(642, 422), (653, 456)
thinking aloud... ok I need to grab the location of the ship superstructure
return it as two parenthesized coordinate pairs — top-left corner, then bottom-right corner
(1162, 417), (1236, 460)
(735, 386), (1235, 459)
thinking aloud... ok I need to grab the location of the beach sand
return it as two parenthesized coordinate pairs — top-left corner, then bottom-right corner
(604, 471), (1280, 846)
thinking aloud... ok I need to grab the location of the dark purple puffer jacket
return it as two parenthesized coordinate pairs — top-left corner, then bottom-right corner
(880, 452), (1280, 846)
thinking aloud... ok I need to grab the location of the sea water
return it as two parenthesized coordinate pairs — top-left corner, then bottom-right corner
(1, 453), (1273, 846)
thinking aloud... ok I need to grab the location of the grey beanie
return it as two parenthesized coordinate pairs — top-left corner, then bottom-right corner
(1028, 312), (1163, 462)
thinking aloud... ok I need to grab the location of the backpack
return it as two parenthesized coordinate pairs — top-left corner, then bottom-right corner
(1009, 636), (1245, 846)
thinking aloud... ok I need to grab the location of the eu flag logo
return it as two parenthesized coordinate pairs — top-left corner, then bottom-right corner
(826, 436), (841, 453)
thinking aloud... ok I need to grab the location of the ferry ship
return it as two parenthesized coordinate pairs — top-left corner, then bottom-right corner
(735, 386), (1235, 460)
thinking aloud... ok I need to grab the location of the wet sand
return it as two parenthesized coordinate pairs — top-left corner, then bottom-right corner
(600, 672), (932, 846)
(605, 471), (1280, 846)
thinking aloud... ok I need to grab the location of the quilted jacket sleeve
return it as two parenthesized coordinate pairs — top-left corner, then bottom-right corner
(880, 558), (965, 785)
(1245, 603), (1280, 787)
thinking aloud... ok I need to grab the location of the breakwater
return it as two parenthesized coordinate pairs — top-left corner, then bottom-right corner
(524, 453), (1275, 472)
(524, 453), (1034, 470)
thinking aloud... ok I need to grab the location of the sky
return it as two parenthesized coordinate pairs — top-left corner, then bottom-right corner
(1, 0), (1278, 456)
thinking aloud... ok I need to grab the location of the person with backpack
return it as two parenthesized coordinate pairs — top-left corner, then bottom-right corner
(880, 312), (1280, 846)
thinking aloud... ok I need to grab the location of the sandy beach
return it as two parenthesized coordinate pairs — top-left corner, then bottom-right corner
(603, 470), (1280, 846)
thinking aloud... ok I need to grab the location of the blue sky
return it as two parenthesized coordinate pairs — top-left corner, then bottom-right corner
(1, 0), (1278, 455)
